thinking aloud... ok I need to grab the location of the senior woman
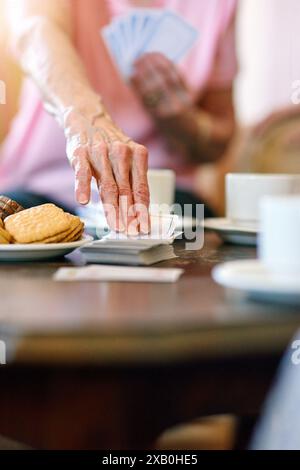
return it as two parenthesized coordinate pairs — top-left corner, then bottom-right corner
(0, 0), (237, 234)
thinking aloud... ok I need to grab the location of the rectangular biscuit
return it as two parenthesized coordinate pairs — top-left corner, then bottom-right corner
(5, 204), (73, 244)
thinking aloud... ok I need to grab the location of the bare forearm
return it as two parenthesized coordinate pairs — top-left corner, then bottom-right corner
(157, 107), (235, 164)
(8, 16), (103, 124)
(5, 1), (150, 234)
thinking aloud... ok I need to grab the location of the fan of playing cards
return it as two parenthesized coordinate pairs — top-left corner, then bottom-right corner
(101, 9), (198, 78)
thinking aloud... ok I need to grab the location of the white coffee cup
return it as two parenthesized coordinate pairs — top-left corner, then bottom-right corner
(226, 173), (300, 227)
(259, 196), (300, 276)
(147, 169), (176, 214)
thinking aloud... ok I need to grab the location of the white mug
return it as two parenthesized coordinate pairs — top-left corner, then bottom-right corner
(226, 173), (300, 227)
(259, 196), (300, 276)
(147, 169), (176, 214)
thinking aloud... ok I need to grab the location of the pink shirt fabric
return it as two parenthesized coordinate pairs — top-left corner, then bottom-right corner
(0, 0), (237, 208)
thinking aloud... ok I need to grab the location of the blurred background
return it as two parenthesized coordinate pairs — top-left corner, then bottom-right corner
(1, 0), (300, 451)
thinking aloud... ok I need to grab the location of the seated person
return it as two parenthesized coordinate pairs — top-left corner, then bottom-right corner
(237, 106), (300, 175)
(0, 0), (237, 232)
(235, 0), (300, 178)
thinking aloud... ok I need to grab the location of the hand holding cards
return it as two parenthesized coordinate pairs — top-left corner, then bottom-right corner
(101, 9), (198, 78)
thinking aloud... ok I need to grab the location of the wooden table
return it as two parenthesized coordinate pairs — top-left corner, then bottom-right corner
(0, 233), (299, 449)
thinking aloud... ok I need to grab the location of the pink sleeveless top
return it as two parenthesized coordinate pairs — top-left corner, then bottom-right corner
(0, 0), (237, 207)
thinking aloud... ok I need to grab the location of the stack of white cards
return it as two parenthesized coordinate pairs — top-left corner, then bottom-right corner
(101, 8), (198, 78)
(80, 214), (181, 266)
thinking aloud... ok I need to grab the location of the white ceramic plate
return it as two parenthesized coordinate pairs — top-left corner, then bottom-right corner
(213, 259), (300, 303)
(0, 235), (93, 262)
(203, 218), (258, 246)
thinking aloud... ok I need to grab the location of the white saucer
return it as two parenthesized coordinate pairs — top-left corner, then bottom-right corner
(0, 235), (93, 262)
(213, 259), (300, 303)
(204, 218), (258, 246)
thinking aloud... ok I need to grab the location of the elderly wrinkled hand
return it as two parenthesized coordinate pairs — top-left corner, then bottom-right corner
(131, 52), (193, 118)
(63, 107), (150, 235)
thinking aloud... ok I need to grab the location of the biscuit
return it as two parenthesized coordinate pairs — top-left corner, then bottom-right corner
(0, 225), (12, 244)
(63, 225), (84, 242)
(58, 222), (83, 243)
(0, 226), (12, 243)
(0, 196), (23, 221)
(31, 214), (83, 244)
(0, 228), (11, 242)
(60, 214), (83, 242)
(38, 223), (83, 243)
(63, 215), (84, 241)
(66, 231), (83, 243)
(5, 204), (72, 244)
(0, 234), (9, 245)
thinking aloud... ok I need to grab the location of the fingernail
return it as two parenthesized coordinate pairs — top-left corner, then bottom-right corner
(128, 219), (139, 237)
(78, 194), (88, 205)
(115, 215), (125, 233)
(107, 215), (124, 233)
(138, 213), (151, 235)
(117, 221), (125, 233)
(140, 222), (150, 235)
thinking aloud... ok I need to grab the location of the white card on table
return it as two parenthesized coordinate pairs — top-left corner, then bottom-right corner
(54, 265), (184, 283)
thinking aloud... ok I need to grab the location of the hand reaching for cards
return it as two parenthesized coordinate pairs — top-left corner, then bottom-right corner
(63, 107), (150, 235)
(6, 1), (151, 236)
(131, 53), (194, 118)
